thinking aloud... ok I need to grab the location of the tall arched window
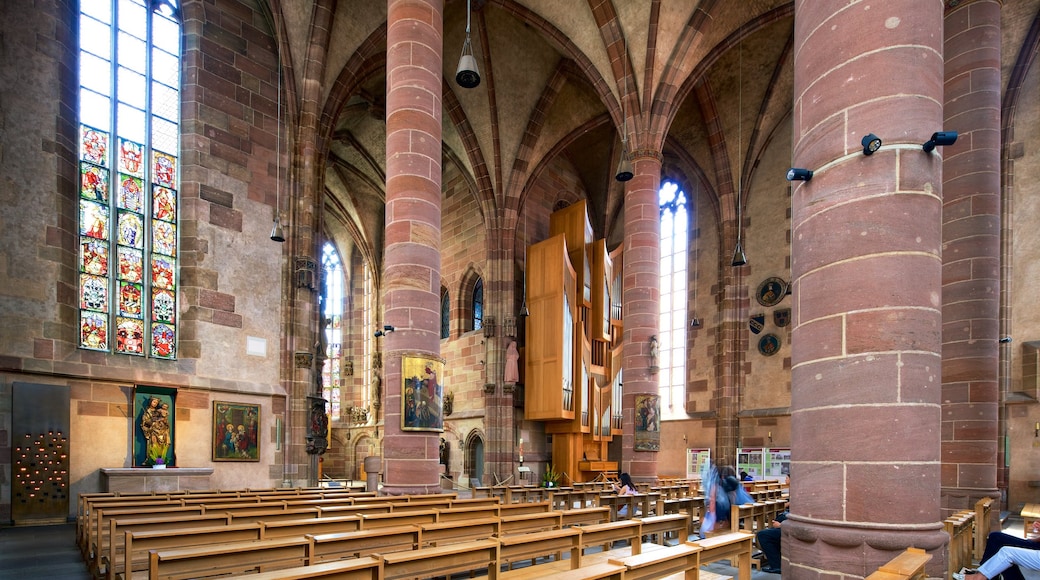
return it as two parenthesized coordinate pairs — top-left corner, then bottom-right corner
(472, 278), (484, 331)
(659, 181), (688, 419)
(77, 0), (181, 358)
(321, 242), (344, 420)
(440, 287), (450, 339)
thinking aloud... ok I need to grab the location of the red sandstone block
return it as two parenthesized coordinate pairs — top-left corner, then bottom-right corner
(847, 463), (938, 524)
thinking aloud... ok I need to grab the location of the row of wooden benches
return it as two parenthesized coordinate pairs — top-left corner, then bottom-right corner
(139, 523), (753, 580)
(94, 501), (622, 580)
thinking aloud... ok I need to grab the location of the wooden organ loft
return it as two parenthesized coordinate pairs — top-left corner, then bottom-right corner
(525, 201), (624, 483)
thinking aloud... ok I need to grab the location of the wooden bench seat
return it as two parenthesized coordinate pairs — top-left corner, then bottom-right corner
(358, 509), (438, 529)
(691, 531), (754, 580)
(497, 527), (583, 571)
(607, 541), (702, 580)
(147, 536), (310, 580)
(307, 525), (420, 563)
(221, 557), (383, 580)
(499, 500), (552, 516)
(434, 504), (501, 522)
(118, 522), (262, 580)
(549, 562), (627, 580)
(575, 519), (643, 555)
(382, 538), (499, 580)
(90, 505), (204, 565)
(499, 510), (563, 535)
(865, 547), (932, 580)
(418, 517), (500, 547)
(229, 506), (322, 523)
(561, 506), (611, 527)
(101, 513), (232, 580)
(261, 514), (362, 538)
(636, 512), (690, 545)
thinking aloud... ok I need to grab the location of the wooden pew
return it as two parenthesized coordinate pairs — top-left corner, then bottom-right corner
(561, 506), (611, 527)
(221, 557), (384, 580)
(692, 530), (755, 580)
(608, 542), (702, 580)
(635, 513), (689, 545)
(90, 505), (203, 566)
(147, 536), (310, 580)
(307, 525), (420, 563)
(865, 547), (932, 580)
(499, 510), (564, 535)
(358, 509), (438, 529)
(261, 514), (362, 538)
(434, 504), (501, 522)
(418, 517), (500, 547)
(101, 513), (232, 580)
(945, 510), (975, 579)
(975, 497), (996, 561)
(497, 527), (583, 571)
(499, 500), (552, 517)
(118, 522), (262, 580)
(575, 520), (643, 555)
(381, 538), (499, 580)
(229, 506), (322, 524)
(549, 562), (627, 580)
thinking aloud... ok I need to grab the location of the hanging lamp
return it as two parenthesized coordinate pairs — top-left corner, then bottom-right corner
(270, 51), (285, 243)
(455, 0), (481, 88)
(731, 33), (746, 266)
(615, 39), (633, 182)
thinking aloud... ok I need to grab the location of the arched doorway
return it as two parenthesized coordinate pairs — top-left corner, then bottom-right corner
(464, 433), (484, 487)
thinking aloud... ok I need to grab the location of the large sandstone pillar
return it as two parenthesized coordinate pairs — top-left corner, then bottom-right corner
(787, 2), (949, 577)
(940, 0), (1002, 517)
(381, 0), (443, 494)
(621, 150), (661, 482)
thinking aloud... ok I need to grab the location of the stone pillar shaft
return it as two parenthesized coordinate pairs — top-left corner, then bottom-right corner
(788, 1), (949, 577)
(940, 0), (1003, 518)
(381, 0), (443, 494)
(621, 151), (661, 482)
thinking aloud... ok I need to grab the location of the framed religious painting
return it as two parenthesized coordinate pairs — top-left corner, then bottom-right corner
(634, 394), (661, 452)
(213, 401), (260, 461)
(133, 385), (176, 467)
(401, 354), (445, 432)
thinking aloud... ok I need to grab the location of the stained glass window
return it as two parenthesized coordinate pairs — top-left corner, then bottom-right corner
(659, 181), (688, 419)
(472, 278), (484, 331)
(321, 242), (344, 420)
(440, 288), (450, 339)
(78, 0), (181, 358)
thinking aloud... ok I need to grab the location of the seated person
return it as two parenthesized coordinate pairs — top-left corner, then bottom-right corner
(970, 521), (1040, 580)
(740, 470), (754, 481)
(964, 545), (1040, 580)
(614, 472), (639, 517)
(756, 511), (787, 574)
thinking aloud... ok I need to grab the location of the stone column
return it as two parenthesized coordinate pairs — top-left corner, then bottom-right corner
(940, 0), (1003, 518)
(787, 2), (949, 577)
(381, 0), (443, 495)
(621, 149), (661, 482)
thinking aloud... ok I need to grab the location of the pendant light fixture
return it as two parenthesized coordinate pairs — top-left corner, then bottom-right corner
(455, 0), (481, 89)
(270, 53), (286, 243)
(615, 39), (633, 182)
(731, 33), (746, 266)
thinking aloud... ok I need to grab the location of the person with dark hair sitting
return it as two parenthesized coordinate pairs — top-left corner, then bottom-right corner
(756, 511), (787, 574)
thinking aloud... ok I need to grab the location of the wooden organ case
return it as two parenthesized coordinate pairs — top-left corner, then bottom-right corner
(525, 201), (623, 482)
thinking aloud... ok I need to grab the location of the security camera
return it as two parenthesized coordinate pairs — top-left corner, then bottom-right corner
(999, 336), (1012, 343)
(787, 168), (813, 182)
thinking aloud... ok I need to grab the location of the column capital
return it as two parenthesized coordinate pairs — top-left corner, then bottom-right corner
(628, 148), (663, 163)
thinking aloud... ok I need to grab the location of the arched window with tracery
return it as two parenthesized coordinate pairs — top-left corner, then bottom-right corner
(659, 181), (688, 419)
(321, 242), (344, 420)
(440, 287), (450, 339)
(77, 0), (182, 358)
(472, 278), (484, 331)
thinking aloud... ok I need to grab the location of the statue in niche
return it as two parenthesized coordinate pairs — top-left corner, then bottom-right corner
(504, 340), (520, 384)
